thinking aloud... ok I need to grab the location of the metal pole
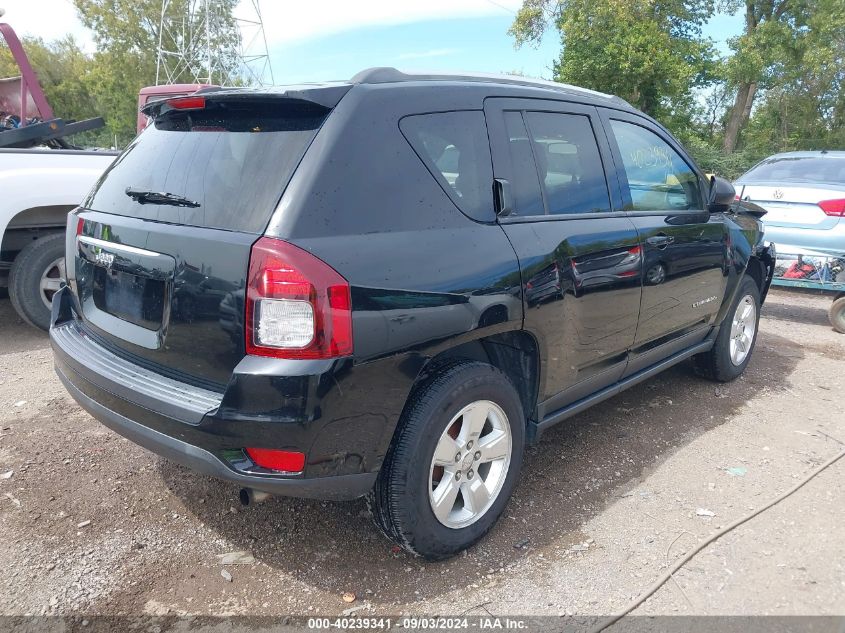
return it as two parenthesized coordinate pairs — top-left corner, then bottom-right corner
(205, 0), (212, 84)
(156, 0), (167, 84)
(256, 0), (274, 85)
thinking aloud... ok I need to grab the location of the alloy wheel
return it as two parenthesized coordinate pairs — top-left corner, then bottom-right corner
(729, 294), (756, 366)
(428, 400), (512, 529)
(39, 257), (65, 310)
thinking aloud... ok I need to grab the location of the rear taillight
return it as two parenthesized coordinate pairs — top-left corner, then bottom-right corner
(819, 199), (845, 217)
(245, 237), (352, 359)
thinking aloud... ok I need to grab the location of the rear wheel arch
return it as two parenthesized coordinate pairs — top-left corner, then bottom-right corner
(414, 331), (540, 426)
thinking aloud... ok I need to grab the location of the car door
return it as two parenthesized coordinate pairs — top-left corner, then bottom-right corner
(485, 98), (642, 418)
(599, 110), (729, 375)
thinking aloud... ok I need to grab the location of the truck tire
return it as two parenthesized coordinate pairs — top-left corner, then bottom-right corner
(829, 297), (845, 334)
(693, 275), (761, 382)
(368, 360), (525, 560)
(8, 233), (66, 331)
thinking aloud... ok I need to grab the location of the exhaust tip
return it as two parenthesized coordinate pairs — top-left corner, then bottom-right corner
(239, 488), (272, 506)
(239, 488), (250, 506)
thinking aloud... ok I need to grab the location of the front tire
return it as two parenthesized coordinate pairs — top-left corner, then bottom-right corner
(368, 361), (525, 560)
(693, 275), (761, 382)
(8, 233), (66, 331)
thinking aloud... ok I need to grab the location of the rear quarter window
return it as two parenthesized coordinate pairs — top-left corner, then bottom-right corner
(85, 100), (328, 233)
(400, 111), (495, 222)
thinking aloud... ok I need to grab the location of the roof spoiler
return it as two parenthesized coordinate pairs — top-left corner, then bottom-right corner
(141, 84), (352, 117)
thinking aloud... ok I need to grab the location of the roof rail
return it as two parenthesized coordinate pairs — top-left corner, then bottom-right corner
(350, 67), (623, 103)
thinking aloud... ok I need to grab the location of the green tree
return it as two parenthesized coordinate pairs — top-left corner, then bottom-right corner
(720, 0), (812, 153)
(742, 0), (845, 153)
(509, 0), (845, 178)
(72, 0), (241, 144)
(510, 0), (717, 123)
(0, 35), (111, 145)
(1, 1), (243, 147)
(74, 0), (241, 85)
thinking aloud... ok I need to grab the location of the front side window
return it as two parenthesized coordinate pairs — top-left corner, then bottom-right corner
(400, 111), (494, 222)
(610, 119), (702, 211)
(523, 111), (612, 215)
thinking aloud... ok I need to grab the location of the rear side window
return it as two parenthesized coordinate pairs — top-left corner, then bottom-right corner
(609, 119), (702, 211)
(503, 111), (546, 217)
(523, 111), (611, 215)
(400, 111), (494, 222)
(740, 156), (845, 184)
(85, 100), (328, 233)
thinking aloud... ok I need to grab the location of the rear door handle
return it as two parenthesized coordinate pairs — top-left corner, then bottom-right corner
(646, 234), (675, 249)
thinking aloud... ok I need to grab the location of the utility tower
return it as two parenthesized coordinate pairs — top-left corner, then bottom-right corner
(155, 0), (274, 87)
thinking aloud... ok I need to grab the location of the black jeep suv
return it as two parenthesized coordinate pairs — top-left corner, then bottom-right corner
(51, 68), (774, 559)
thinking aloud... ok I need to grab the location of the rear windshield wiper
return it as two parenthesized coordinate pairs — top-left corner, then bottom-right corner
(125, 187), (200, 208)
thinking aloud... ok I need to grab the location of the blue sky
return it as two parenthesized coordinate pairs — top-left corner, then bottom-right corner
(6, 1), (745, 86)
(269, 15), (562, 84)
(266, 11), (745, 86)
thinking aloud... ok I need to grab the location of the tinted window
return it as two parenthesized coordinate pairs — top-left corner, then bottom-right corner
(503, 111), (545, 216)
(740, 156), (845, 184)
(400, 111), (494, 221)
(524, 112), (611, 215)
(610, 120), (701, 211)
(85, 100), (328, 233)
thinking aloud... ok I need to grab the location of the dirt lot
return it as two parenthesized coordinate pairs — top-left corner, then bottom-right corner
(1, 289), (843, 618)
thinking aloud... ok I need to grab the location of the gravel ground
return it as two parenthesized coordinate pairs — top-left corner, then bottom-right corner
(1, 288), (843, 618)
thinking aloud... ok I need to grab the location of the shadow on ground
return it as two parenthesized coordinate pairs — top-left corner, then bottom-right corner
(0, 298), (48, 354)
(762, 289), (835, 328)
(159, 332), (800, 606)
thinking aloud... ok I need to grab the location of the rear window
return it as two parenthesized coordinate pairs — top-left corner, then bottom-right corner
(399, 111), (495, 222)
(85, 99), (328, 233)
(740, 156), (845, 184)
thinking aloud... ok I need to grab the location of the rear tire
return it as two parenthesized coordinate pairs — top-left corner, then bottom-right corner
(368, 361), (525, 560)
(829, 297), (845, 334)
(8, 233), (65, 331)
(693, 275), (761, 382)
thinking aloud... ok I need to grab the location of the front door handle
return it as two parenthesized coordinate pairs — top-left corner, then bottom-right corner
(646, 234), (675, 249)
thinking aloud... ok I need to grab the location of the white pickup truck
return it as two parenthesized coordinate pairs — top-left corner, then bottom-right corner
(0, 17), (209, 330)
(0, 147), (116, 329)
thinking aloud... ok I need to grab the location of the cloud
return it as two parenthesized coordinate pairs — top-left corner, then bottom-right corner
(398, 48), (460, 60)
(246, 0), (520, 46)
(1, 0), (94, 51)
(1, 0), (520, 55)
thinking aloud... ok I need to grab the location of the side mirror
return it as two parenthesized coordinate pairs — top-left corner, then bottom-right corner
(708, 175), (736, 213)
(494, 178), (513, 217)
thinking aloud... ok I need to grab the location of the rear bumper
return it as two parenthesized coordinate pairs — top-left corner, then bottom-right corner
(763, 222), (845, 258)
(50, 286), (380, 500)
(55, 365), (375, 499)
